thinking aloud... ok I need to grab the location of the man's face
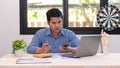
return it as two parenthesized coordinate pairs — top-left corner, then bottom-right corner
(48, 17), (63, 35)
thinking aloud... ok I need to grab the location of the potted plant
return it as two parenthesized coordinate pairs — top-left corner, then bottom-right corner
(12, 39), (27, 57)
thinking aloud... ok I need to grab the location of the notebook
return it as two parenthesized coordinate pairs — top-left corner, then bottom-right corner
(16, 58), (51, 64)
(61, 35), (101, 58)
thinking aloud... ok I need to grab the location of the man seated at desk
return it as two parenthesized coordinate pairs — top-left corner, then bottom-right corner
(27, 8), (80, 54)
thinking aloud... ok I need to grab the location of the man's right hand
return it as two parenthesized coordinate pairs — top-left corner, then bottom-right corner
(41, 41), (51, 53)
(35, 41), (51, 54)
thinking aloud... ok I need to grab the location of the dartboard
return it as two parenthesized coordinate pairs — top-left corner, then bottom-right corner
(97, 4), (120, 31)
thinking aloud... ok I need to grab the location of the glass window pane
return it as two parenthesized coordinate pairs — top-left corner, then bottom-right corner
(68, 0), (100, 27)
(27, 0), (63, 27)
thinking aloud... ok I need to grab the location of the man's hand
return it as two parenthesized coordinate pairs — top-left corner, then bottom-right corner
(59, 45), (70, 53)
(59, 43), (77, 54)
(35, 41), (51, 54)
(41, 41), (51, 53)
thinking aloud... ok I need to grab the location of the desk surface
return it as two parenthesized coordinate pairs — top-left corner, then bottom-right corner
(0, 53), (120, 68)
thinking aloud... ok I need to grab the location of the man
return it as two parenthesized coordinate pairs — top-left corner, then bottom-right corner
(27, 8), (80, 54)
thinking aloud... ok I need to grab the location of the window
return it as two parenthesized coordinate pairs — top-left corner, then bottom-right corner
(20, 0), (120, 35)
(27, 0), (63, 27)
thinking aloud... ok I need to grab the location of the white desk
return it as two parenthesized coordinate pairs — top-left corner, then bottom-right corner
(0, 53), (120, 68)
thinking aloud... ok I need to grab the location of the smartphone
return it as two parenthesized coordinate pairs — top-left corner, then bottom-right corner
(63, 43), (69, 47)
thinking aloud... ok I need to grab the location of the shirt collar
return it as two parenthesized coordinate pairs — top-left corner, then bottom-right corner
(46, 28), (65, 36)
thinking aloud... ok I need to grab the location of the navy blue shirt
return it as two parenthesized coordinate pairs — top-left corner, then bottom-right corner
(27, 28), (80, 54)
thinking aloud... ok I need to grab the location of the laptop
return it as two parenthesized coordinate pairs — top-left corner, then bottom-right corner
(61, 35), (101, 58)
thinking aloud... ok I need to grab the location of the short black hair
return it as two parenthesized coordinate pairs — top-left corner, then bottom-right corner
(46, 8), (63, 22)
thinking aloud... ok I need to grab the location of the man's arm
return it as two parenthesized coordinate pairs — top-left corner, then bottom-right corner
(59, 30), (80, 54)
(27, 30), (43, 54)
(65, 30), (80, 49)
(67, 31), (80, 53)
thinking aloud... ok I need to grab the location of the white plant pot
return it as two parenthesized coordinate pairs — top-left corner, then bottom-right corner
(15, 49), (24, 57)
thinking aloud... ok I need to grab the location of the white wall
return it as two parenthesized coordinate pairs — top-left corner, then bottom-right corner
(0, 0), (33, 57)
(0, 0), (120, 57)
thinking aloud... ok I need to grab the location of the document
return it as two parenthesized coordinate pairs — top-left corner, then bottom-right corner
(16, 58), (51, 64)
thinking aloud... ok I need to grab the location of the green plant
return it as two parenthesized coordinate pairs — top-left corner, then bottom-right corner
(12, 39), (27, 50)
